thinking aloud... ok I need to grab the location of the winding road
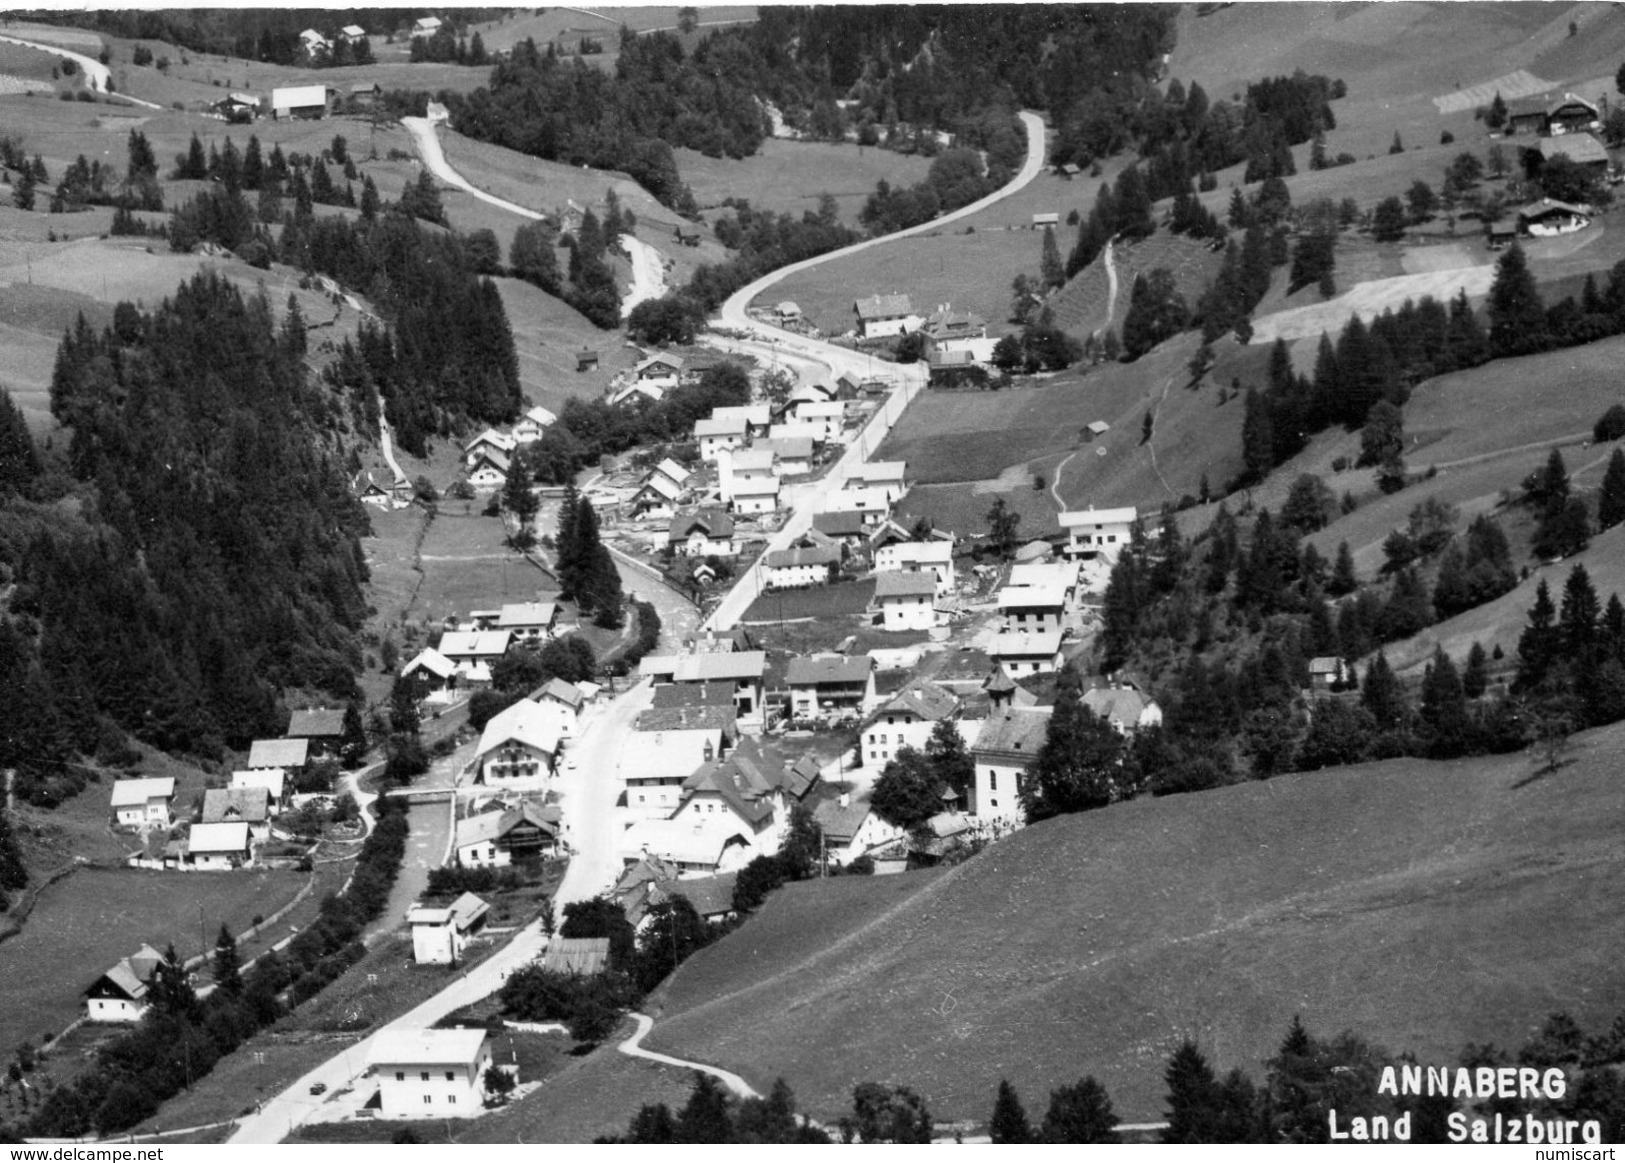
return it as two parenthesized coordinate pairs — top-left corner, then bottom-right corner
(0, 31), (163, 109)
(401, 117), (546, 221)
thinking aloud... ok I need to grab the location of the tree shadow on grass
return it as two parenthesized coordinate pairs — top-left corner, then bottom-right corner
(1511, 757), (1576, 790)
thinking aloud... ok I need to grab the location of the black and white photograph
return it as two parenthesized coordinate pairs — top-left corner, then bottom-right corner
(0, 1), (1621, 1150)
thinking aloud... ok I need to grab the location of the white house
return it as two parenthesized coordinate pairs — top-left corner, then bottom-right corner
(785, 654), (876, 721)
(785, 399), (847, 442)
(621, 706), (736, 819)
(298, 27), (330, 55)
(83, 946), (163, 1024)
(695, 415), (748, 461)
(270, 84), (328, 120)
(634, 352), (684, 388)
(511, 405), (557, 444)
(854, 293), (921, 339)
(759, 436), (814, 476)
(919, 305), (998, 363)
(438, 630), (512, 666)
(201, 788), (272, 845)
(467, 448), (510, 491)
(230, 768), (289, 811)
(761, 542), (840, 590)
(638, 651), (767, 721)
(368, 1027), (490, 1119)
(873, 539), (954, 594)
(407, 892), (489, 964)
(340, 24), (367, 42)
(247, 737), (308, 774)
(874, 570), (938, 631)
(402, 647), (458, 697)
(717, 447), (776, 503)
(668, 509), (736, 557)
(861, 679), (963, 767)
(652, 457), (692, 492)
(823, 485), (894, 526)
(454, 801), (561, 868)
(1060, 506), (1137, 562)
(769, 421), (825, 446)
(469, 700), (568, 788)
(970, 707), (1054, 826)
(996, 582), (1069, 634)
(731, 476), (780, 516)
(1081, 685), (1164, 734)
(109, 777), (175, 829)
(186, 821), (253, 870)
(849, 461), (907, 503)
(711, 403), (772, 438)
(411, 15), (444, 37)
(987, 630), (1065, 676)
(812, 794), (907, 866)
(532, 676), (585, 734)
(631, 474), (681, 520)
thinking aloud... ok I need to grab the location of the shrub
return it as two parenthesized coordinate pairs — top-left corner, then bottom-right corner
(1594, 404), (1625, 442)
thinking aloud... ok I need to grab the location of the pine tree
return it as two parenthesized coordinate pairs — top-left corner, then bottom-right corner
(1241, 388), (1275, 483)
(1515, 579), (1560, 691)
(0, 808), (27, 893)
(1328, 540), (1358, 596)
(1463, 641), (1489, 698)
(13, 165), (35, 210)
(1418, 646), (1472, 757)
(212, 924), (243, 995)
(1432, 543), (1471, 619)
(1041, 1076), (1118, 1143)
(556, 479), (582, 596)
(1360, 652), (1408, 730)
(990, 1080), (1033, 1143)
(1559, 562), (1601, 658)
(675, 1072), (734, 1143)
(1599, 449), (1625, 531)
(1163, 1040), (1223, 1143)
(1040, 224), (1064, 289)
(0, 389), (40, 495)
(1487, 242), (1550, 357)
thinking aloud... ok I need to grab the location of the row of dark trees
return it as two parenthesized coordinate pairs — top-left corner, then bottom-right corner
(555, 481), (625, 629)
(14, 797), (409, 1138)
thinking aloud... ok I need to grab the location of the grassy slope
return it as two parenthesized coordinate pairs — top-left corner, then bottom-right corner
(645, 723), (1625, 1124)
(678, 138), (934, 227)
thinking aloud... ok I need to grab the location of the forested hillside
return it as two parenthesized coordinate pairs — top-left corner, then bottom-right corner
(0, 275), (371, 807)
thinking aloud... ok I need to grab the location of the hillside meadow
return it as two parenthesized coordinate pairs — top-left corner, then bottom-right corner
(645, 722), (1625, 1124)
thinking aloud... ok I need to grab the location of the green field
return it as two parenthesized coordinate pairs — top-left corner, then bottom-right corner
(743, 577), (875, 622)
(678, 138), (933, 227)
(0, 866), (306, 1062)
(643, 724), (1625, 1123)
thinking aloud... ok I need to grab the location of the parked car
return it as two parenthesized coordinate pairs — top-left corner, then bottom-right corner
(310, 1082), (328, 1096)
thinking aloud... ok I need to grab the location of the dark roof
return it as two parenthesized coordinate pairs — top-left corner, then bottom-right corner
(786, 655), (873, 686)
(533, 676), (584, 709)
(201, 787), (271, 825)
(541, 937), (609, 975)
(874, 571), (938, 598)
(854, 293), (913, 319)
(635, 705), (739, 733)
(659, 872), (738, 918)
(972, 708), (1053, 759)
(783, 753), (822, 799)
(681, 737), (789, 826)
(287, 708), (345, 738)
(875, 678), (959, 722)
(669, 508), (735, 542)
(813, 511), (868, 538)
(763, 543), (841, 569)
(1518, 197), (1592, 220)
(812, 797), (870, 843)
(651, 681), (736, 710)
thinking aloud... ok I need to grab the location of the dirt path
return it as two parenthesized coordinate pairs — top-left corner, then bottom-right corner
(0, 32), (163, 109)
(1099, 236), (1119, 334)
(619, 233), (669, 318)
(401, 116), (546, 221)
(619, 1012), (760, 1100)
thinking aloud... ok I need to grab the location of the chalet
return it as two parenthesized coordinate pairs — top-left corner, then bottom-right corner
(1081, 685), (1164, 734)
(630, 473), (682, 519)
(408, 892), (489, 965)
(614, 854), (681, 922)
(997, 581), (1069, 634)
(668, 509), (737, 557)
(873, 539), (954, 594)
(823, 485), (895, 526)
(201, 788), (272, 845)
(454, 801), (561, 867)
(785, 398), (847, 442)
(438, 630), (512, 667)
(511, 405), (557, 444)
(532, 676), (586, 728)
(611, 379), (666, 407)
(1548, 92), (1602, 135)
(652, 458), (692, 492)
(1518, 198), (1592, 237)
(230, 768), (289, 811)
(286, 708), (346, 757)
(496, 601), (559, 645)
(970, 707), (1053, 826)
(469, 700), (568, 788)
(711, 404), (773, 438)
(270, 84), (329, 120)
(854, 294), (920, 339)
(622, 706), (737, 818)
(759, 436), (815, 476)
(1536, 133), (1609, 172)
(1032, 212), (1060, 229)
(358, 475), (392, 508)
(786, 654), (876, 721)
(465, 429), (516, 467)
(814, 795), (907, 866)
(84, 946), (163, 1023)
(576, 348), (600, 372)
(542, 936), (610, 974)
(849, 461), (907, 502)
(862, 678), (962, 766)
(348, 81), (381, 104)
(695, 414), (749, 461)
(298, 28), (330, 56)
(1308, 656), (1350, 690)
(402, 647), (458, 695)
(775, 301), (802, 324)
(634, 353), (684, 387)
(987, 630), (1065, 676)
(652, 871), (739, 926)
(187, 821), (254, 870)
(1059, 505), (1137, 561)
(638, 651), (767, 720)
(731, 476), (780, 516)
(246, 739), (307, 781)
(467, 448), (509, 491)
(674, 223), (702, 247)
(813, 510), (869, 546)
(761, 542), (840, 590)
(109, 777), (175, 829)
(411, 15), (444, 37)
(874, 570), (938, 631)
(919, 305), (995, 362)
(1487, 220), (1520, 249)
(368, 1027), (490, 1120)
(340, 24), (367, 42)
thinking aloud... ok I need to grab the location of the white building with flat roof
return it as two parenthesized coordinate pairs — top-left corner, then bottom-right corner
(1059, 506), (1136, 562)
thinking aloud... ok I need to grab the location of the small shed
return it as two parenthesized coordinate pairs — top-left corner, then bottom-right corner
(1032, 212), (1060, 229)
(576, 348), (600, 372)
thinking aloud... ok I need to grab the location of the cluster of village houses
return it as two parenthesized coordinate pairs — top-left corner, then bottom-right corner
(1486, 90), (1620, 244)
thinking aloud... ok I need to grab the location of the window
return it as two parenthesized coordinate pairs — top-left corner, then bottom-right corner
(421, 1071), (430, 1081)
(446, 1071), (456, 1081)
(989, 772), (997, 790)
(396, 1072), (405, 1082)
(991, 799), (998, 808)
(424, 1095), (432, 1104)
(637, 795), (644, 803)
(448, 1095), (457, 1105)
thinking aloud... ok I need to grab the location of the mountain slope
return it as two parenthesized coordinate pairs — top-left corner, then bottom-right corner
(645, 727), (1625, 1123)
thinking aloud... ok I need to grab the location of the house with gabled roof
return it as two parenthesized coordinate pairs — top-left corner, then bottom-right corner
(368, 1027), (490, 1120)
(635, 352), (685, 386)
(639, 651), (767, 722)
(786, 654), (876, 721)
(854, 293), (920, 339)
(202, 787), (273, 845)
(622, 705), (737, 818)
(874, 570), (939, 632)
(761, 542), (841, 590)
(759, 436), (815, 476)
(109, 777), (175, 829)
(813, 510), (869, 547)
(997, 581), (1070, 634)
(286, 708), (346, 757)
(532, 676), (585, 728)
(358, 474), (392, 508)
(464, 429), (515, 466)
(439, 630), (512, 665)
(823, 485), (894, 527)
(987, 630), (1064, 676)
(631, 477), (678, 522)
(711, 404), (772, 438)
(668, 508), (736, 557)
(496, 601), (558, 645)
(84, 945), (164, 1023)
(874, 538), (954, 594)
(652, 458), (692, 491)
(542, 936), (610, 974)
(408, 892), (489, 965)
(695, 414), (749, 461)
(454, 801), (561, 868)
(512, 404), (558, 444)
(247, 737), (309, 774)
(971, 706), (1054, 826)
(187, 821), (254, 870)
(411, 15), (443, 37)
(271, 84), (329, 120)
(1060, 506), (1137, 562)
(402, 647), (458, 696)
(467, 447), (510, 491)
(731, 475), (780, 516)
(469, 700), (568, 788)
(230, 768), (289, 811)
(1081, 685), (1164, 735)
(813, 793), (907, 866)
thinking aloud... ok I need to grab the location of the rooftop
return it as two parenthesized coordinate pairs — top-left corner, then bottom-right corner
(474, 699), (568, 760)
(109, 777), (175, 807)
(763, 543), (841, 570)
(987, 630), (1065, 657)
(286, 708), (345, 739)
(368, 1028), (487, 1068)
(786, 654), (874, 685)
(854, 293), (914, 319)
(972, 707), (1054, 757)
(874, 571), (939, 599)
(247, 738), (308, 769)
